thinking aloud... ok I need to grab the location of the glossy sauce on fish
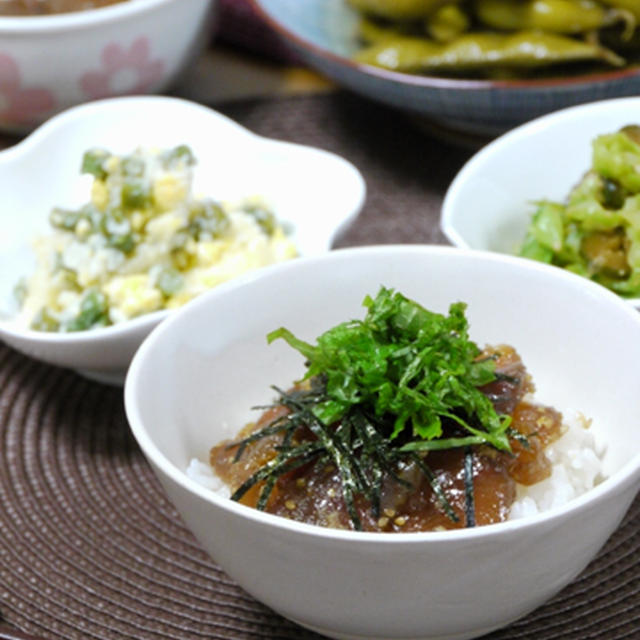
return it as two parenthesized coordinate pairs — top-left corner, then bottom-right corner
(210, 345), (564, 532)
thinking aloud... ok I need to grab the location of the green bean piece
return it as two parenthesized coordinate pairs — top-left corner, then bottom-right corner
(170, 231), (196, 271)
(57, 267), (81, 292)
(162, 144), (196, 169)
(49, 207), (82, 231)
(188, 200), (230, 240)
(245, 204), (277, 236)
(425, 3), (470, 42)
(65, 289), (110, 332)
(347, 0), (453, 20)
(107, 232), (136, 254)
(121, 154), (145, 178)
(81, 148), (110, 179)
(170, 247), (194, 271)
(101, 210), (134, 253)
(156, 267), (184, 297)
(30, 307), (60, 332)
(121, 178), (150, 209)
(475, 0), (624, 34)
(354, 30), (624, 73)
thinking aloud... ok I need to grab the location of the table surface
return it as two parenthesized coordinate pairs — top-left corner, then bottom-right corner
(0, 36), (638, 640)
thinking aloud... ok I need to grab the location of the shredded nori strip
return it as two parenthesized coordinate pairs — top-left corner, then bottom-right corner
(463, 446), (476, 528)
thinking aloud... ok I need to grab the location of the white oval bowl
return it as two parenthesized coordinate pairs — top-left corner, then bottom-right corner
(0, 95), (366, 384)
(0, 0), (216, 133)
(440, 95), (640, 308)
(125, 245), (640, 640)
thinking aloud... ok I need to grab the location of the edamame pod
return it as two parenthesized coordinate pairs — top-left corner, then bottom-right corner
(347, 0), (451, 20)
(475, 0), (625, 34)
(355, 30), (624, 73)
(425, 4), (470, 42)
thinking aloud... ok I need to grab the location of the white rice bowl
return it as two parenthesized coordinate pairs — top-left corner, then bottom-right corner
(125, 246), (640, 640)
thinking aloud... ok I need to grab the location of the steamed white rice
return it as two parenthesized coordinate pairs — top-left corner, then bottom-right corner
(508, 409), (605, 520)
(187, 408), (606, 523)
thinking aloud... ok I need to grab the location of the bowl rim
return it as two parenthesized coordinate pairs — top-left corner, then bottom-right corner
(249, 0), (640, 92)
(440, 94), (640, 309)
(125, 244), (640, 543)
(0, 0), (199, 32)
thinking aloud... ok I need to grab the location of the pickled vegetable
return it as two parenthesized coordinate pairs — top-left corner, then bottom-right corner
(519, 126), (640, 296)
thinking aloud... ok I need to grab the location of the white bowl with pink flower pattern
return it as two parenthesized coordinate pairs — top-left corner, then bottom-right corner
(0, 0), (217, 133)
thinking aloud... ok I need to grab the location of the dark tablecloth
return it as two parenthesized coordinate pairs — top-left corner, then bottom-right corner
(0, 89), (638, 640)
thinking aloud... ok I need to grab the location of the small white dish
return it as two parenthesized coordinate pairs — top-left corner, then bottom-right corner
(124, 245), (640, 640)
(440, 96), (640, 308)
(0, 0), (217, 133)
(0, 95), (366, 384)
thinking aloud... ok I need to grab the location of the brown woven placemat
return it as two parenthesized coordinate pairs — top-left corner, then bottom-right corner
(1, 92), (638, 640)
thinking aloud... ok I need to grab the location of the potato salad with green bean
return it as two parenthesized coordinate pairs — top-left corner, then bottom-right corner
(349, 0), (640, 78)
(519, 125), (640, 296)
(16, 146), (297, 332)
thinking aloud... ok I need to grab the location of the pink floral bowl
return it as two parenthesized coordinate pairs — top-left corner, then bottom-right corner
(0, 0), (217, 133)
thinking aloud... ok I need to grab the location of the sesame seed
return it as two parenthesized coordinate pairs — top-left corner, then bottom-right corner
(377, 517), (389, 528)
(285, 500), (297, 511)
(384, 508), (396, 518)
(394, 516), (407, 527)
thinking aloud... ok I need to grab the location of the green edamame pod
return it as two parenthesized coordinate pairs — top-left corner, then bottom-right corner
(347, 0), (450, 20)
(475, 0), (623, 34)
(354, 30), (624, 73)
(425, 4), (470, 42)
(81, 148), (109, 179)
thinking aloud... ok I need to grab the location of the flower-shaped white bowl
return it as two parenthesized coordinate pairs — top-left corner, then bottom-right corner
(0, 95), (365, 384)
(0, 0), (216, 133)
(441, 96), (640, 308)
(125, 245), (640, 640)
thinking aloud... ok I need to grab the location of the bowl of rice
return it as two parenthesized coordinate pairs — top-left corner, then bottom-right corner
(124, 245), (640, 640)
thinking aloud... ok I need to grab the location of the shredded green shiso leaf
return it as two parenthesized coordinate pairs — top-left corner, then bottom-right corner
(229, 286), (513, 530)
